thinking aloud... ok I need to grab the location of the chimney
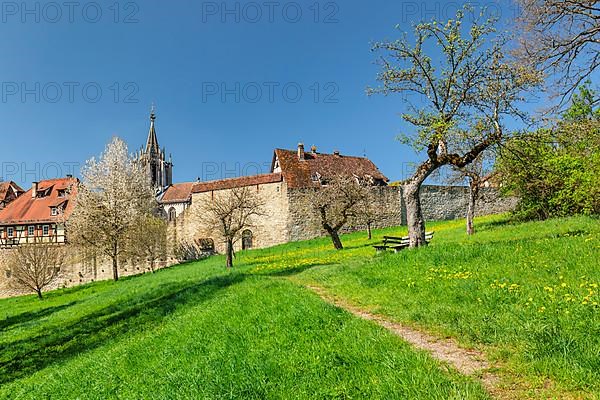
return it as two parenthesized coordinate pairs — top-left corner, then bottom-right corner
(298, 143), (305, 161)
(311, 145), (317, 154)
(66, 174), (73, 178)
(333, 150), (341, 157)
(32, 182), (39, 198)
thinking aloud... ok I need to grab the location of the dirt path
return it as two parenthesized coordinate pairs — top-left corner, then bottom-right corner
(304, 285), (507, 398)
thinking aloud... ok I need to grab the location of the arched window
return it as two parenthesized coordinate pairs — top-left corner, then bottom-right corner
(195, 238), (215, 253)
(242, 230), (253, 250)
(168, 207), (177, 222)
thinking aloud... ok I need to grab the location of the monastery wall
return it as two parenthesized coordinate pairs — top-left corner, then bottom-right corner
(169, 181), (290, 254)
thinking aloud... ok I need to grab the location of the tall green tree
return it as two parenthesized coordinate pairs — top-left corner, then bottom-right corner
(499, 82), (600, 219)
(369, 5), (541, 246)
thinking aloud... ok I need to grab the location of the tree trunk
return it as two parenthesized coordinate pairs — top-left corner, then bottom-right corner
(466, 183), (479, 236)
(367, 222), (372, 240)
(226, 238), (234, 268)
(330, 230), (344, 250)
(36, 289), (43, 300)
(112, 242), (119, 281)
(322, 222), (344, 250)
(403, 181), (427, 248)
(112, 257), (119, 281)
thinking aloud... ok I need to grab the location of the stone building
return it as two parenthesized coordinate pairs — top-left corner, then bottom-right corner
(166, 144), (404, 253)
(159, 182), (194, 221)
(164, 142), (517, 254)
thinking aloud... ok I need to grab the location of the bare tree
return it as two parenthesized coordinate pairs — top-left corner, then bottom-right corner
(368, 5), (541, 247)
(449, 151), (496, 235)
(131, 215), (167, 272)
(68, 137), (156, 281)
(300, 175), (369, 250)
(8, 244), (65, 299)
(199, 187), (264, 268)
(357, 189), (386, 240)
(515, 0), (600, 104)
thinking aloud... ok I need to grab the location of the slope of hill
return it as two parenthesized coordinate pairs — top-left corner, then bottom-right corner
(1, 215), (598, 399)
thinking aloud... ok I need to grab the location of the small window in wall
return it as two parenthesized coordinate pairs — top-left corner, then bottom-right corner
(43, 225), (49, 236)
(28, 226), (35, 237)
(242, 230), (253, 250)
(7, 227), (14, 238)
(168, 207), (177, 222)
(196, 238), (215, 253)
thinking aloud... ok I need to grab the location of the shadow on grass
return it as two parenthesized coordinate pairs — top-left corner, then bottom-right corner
(38, 259), (214, 301)
(259, 262), (328, 277)
(0, 302), (79, 333)
(475, 218), (515, 232)
(0, 273), (245, 386)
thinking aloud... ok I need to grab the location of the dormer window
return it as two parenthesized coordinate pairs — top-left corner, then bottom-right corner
(58, 190), (66, 197)
(37, 189), (49, 198)
(51, 207), (58, 216)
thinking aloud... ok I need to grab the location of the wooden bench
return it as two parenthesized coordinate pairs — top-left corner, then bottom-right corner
(373, 232), (434, 253)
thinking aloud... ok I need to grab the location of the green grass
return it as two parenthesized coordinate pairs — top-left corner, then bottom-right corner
(1, 215), (598, 399)
(0, 248), (487, 399)
(281, 215), (600, 398)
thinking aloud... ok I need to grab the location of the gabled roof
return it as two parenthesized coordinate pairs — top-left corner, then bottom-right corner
(0, 181), (24, 204)
(272, 148), (388, 188)
(160, 182), (195, 204)
(0, 177), (78, 226)
(192, 173), (282, 194)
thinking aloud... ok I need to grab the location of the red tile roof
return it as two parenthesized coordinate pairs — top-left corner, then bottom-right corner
(192, 173), (283, 193)
(0, 181), (24, 206)
(160, 182), (195, 204)
(273, 149), (388, 188)
(0, 177), (78, 226)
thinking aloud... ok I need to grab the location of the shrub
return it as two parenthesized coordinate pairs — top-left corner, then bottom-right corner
(498, 84), (600, 219)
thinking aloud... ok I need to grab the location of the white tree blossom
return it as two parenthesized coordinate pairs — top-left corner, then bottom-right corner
(68, 137), (156, 281)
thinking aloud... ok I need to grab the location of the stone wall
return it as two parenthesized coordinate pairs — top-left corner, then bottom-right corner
(285, 185), (515, 242)
(0, 182), (516, 299)
(0, 246), (172, 299)
(417, 185), (517, 222)
(286, 186), (404, 242)
(170, 181), (291, 254)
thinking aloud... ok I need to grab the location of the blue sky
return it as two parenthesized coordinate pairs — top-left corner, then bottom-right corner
(0, 0), (528, 187)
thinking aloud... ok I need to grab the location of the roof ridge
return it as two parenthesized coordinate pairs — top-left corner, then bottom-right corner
(196, 172), (281, 185)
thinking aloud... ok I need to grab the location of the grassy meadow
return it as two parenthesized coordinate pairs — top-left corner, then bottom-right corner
(1, 214), (598, 399)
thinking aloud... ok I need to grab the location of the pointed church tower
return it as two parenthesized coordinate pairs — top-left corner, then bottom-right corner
(146, 110), (160, 155)
(140, 107), (173, 194)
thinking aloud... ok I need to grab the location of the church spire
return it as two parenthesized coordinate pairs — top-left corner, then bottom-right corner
(145, 105), (159, 154)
